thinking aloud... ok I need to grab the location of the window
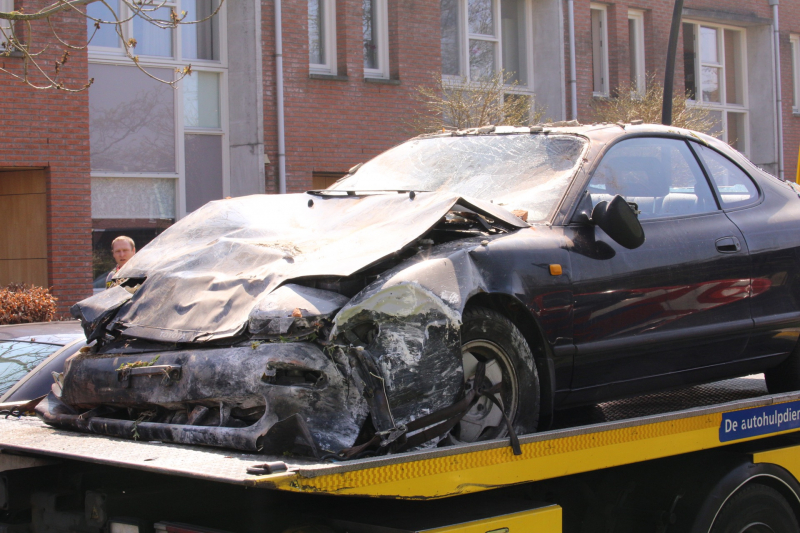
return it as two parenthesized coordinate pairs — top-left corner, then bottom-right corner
(363, 0), (388, 78)
(628, 10), (645, 95)
(591, 4), (609, 96)
(0, 0), (12, 50)
(682, 22), (748, 153)
(439, 0), (531, 87)
(692, 143), (758, 208)
(87, 0), (228, 281)
(441, 0), (460, 76)
(86, 1), (123, 49)
(586, 138), (718, 220)
(0, 340), (64, 397)
(309, 0), (336, 74)
(791, 34), (800, 112)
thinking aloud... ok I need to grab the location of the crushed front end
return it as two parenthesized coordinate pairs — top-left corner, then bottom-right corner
(40, 282), (372, 457)
(37, 191), (528, 457)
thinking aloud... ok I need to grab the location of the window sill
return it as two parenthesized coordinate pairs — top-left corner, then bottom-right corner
(309, 73), (349, 82)
(0, 48), (23, 58)
(364, 77), (400, 85)
(793, 110), (800, 117)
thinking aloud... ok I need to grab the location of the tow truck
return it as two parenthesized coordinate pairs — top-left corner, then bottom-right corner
(3, 374), (800, 532)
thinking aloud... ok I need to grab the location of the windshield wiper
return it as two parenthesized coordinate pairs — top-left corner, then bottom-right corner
(306, 189), (431, 197)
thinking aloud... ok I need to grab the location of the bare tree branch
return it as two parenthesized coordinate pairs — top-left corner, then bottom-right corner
(0, 0), (224, 91)
(408, 70), (549, 134)
(590, 73), (719, 134)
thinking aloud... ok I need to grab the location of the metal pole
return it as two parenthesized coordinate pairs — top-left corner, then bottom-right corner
(770, 0), (785, 180)
(567, 0), (577, 121)
(275, 0), (287, 194)
(662, 0), (685, 125)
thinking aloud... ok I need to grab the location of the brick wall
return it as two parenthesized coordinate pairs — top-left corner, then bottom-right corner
(266, 0), (800, 189)
(566, 0), (800, 180)
(0, 1), (92, 314)
(778, 0), (800, 181)
(262, 0), (440, 193)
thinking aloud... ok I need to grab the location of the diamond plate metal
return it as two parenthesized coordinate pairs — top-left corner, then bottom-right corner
(552, 375), (768, 429)
(0, 416), (318, 485)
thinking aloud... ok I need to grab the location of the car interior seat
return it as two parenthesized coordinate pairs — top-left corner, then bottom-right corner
(590, 156), (668, 219)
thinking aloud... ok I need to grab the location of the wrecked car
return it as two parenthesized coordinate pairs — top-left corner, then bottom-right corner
(37, 124), (800, 459)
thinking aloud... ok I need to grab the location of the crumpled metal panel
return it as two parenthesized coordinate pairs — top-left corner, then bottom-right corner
(76, 192), (525, 344)
(248, 284), (349, 336)
(332, 282), (465, 430)
(47, 341), (368, 454)
(329, 239), (500, 433)
(69, 285), (132, 340)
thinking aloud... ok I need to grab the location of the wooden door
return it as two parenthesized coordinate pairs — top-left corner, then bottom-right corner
(0, 169), (48, 287)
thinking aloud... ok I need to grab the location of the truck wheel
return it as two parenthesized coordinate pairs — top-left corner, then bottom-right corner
(451, 306), (539, 443)
(710, 484), (799, 533)
(765, 340), (800, 394)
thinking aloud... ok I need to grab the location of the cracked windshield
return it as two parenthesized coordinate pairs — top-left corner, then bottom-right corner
(332, 134), (587, 222)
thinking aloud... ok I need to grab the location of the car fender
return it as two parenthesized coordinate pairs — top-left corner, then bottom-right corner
(331, 245), (490, 428)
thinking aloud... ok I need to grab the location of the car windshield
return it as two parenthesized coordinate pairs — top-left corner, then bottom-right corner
(0, 341), (63, 396)
(331, 133), (587, 222)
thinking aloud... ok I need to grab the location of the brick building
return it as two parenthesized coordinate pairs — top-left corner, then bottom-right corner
(2, 0), (800, 310)
(0, 1), (92, 313)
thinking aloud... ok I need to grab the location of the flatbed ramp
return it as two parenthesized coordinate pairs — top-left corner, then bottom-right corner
(1, 376), (798, 499)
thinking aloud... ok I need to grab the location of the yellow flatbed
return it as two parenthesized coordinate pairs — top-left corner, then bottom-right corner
(4, 376), (800, 532)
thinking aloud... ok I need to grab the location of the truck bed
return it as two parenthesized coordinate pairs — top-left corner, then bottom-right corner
(2, 375), (796, 500)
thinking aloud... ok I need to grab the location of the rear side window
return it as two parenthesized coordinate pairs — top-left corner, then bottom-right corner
(692, 144), (758, 208)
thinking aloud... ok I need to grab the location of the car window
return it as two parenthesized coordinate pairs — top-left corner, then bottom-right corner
(94, 273), (108, 289)
(1, 340), (85, 403)
(331, 134), (588, 223)
(586, 137), (718, 220)
(691, 143), (759, 208)
(0, 341), (63, 396)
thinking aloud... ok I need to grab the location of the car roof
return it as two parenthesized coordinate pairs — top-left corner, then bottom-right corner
(0, 321), (85, 345)
(413, 122), (732, 154)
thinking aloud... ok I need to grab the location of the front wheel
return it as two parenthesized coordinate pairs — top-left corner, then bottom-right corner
(450, 306), (540, 443)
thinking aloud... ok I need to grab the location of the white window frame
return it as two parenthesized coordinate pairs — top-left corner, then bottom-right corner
(442, 0), (535, 91)
(88, 1), (230, 221)
(683, 20), (749, 155)
(309, 0), (337, 75)
(0, 0), (13, 49)
(363, 0), (389, 79)
(628, 10), (645, 96)
(590, 4), (609, 97)
(791, 34), (800, 113)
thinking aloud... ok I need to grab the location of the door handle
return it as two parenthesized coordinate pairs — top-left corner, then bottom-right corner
(715, 236), (741, 253)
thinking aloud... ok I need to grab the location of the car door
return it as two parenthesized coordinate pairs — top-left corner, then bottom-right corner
(691, 142), (800, 361)
(565, 136), (752, 401)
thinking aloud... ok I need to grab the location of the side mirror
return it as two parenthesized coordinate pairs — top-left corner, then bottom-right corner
(590, 195), (645, 249)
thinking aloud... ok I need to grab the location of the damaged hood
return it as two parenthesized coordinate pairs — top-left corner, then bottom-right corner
(84, 192), (526, 343)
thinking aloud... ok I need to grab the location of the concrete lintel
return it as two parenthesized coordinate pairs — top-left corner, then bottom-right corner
(683, 8), (772, 27)
(227, 0), (265, 197)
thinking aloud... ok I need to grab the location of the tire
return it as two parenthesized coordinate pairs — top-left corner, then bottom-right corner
(450, 306), (540, 443)
(765, 340), (800, 394)
(710, 484), (799, 533)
